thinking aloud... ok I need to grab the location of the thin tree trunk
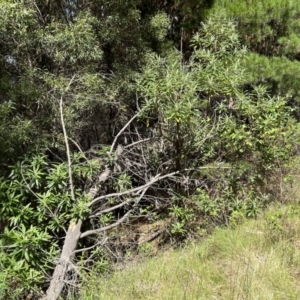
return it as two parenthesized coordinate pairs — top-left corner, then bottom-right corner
(45, 220), (82, 300)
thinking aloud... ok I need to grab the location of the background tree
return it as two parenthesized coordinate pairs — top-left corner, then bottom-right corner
(211, 0), (300, 115)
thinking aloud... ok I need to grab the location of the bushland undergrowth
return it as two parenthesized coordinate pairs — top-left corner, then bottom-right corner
(79, 201), (300, 300)
(1, 1), (300, 299)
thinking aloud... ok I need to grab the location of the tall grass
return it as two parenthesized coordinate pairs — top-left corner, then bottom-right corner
(78, 202), (300, 300)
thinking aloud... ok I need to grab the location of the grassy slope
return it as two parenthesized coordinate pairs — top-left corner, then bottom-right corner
(79, 202), (300, 300)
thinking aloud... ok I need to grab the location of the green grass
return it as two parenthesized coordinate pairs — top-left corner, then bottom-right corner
(78, 203), (300, 300)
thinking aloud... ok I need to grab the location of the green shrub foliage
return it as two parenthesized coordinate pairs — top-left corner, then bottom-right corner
(0, 1), (298, 298)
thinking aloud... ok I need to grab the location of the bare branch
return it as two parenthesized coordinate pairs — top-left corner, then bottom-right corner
(68, 137), (84, 154)
(89, 171), (179, 207)
(60, 96), (75, 202)
(91, 183), (150, 217)
(32, 0), (45, 24)
(124, 138), (152, 149)
(80, 210), (132, 239)
(109, 113), (138, 155)
(72, 237), (108, 254)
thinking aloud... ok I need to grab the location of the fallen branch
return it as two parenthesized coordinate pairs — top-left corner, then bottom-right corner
(89, 171), (179, 207)
(91, 183), (149, 217)
(44, 220), (82, 300)
(80, 210), (132, 239)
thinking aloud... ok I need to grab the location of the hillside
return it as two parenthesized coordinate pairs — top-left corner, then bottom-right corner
(79, 201), (300, 300)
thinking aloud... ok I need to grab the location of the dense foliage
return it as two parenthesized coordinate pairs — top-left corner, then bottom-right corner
(0, 1), (299, 299)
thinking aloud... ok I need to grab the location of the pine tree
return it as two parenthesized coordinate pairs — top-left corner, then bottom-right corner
(212, 0), (300, 112)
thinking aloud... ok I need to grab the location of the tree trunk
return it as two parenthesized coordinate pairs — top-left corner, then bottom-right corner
(43, 165), (112, 299)
(44, 220), (82, 300)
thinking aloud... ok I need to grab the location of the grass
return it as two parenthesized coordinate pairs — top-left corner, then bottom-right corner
(78, 202), (300, 300)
